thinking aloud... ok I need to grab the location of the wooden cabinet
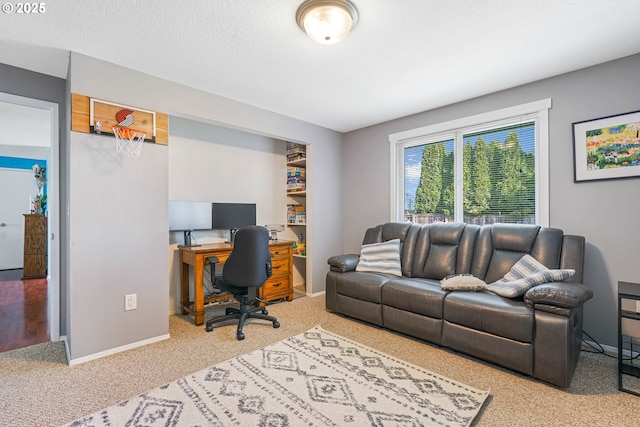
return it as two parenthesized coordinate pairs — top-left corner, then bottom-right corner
(23, 214), (47, 279)
(260, 241), (294, 303)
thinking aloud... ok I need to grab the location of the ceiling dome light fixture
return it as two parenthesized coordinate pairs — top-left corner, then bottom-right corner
(296, 0), (359, 45)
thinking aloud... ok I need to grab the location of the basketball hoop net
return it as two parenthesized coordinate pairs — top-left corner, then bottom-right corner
(113, 126), (146, 158)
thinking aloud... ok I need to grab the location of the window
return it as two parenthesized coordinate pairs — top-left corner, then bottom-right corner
(390, 99), (551, 226)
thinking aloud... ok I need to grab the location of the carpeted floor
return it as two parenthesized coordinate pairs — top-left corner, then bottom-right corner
(62, 326), (489, 426)
(2, 295), (640, 426)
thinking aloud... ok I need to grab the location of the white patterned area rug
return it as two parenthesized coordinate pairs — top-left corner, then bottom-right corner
(65, 326), (489, 427)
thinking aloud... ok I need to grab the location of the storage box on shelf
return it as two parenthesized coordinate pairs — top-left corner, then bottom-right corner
(287, 203), (306, 224)
(286, 142), (306, 162)
(287, 166), (306, 193)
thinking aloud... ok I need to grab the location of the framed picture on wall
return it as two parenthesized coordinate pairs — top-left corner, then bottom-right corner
(573, 110), (640, 182)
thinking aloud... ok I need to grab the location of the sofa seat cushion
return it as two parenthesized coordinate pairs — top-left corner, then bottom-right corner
(443, 291), (534, 343)
(382, 278), (446, 319)
(334, 271), (394, 304)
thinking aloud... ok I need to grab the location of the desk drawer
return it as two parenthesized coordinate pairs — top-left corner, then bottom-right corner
(270, 257), (289, 275)
(270, 246), (291, 260)
(262, 276), (291, 296)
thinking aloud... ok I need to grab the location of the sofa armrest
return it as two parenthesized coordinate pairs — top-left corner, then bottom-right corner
(327, 254), (360, 273)
(524, 282), (593, 309)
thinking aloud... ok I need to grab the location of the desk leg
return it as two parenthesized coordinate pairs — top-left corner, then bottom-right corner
(193, 256), (205, 326)
(180, 260), (189, 315)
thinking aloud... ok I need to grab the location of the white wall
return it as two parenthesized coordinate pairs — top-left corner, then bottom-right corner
(342, 53), (640, 348)
(0, 101), (50, 154)
(66, 53), (343, 361)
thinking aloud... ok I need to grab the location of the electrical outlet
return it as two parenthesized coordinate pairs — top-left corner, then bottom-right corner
(125, 294), (137, 311)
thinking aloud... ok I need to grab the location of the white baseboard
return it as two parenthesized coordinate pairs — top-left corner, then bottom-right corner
(583, 339), (617, 355)
(67, 334), (171, 366)
(307, 290), (325, 298)
(581, 339), (640, 358)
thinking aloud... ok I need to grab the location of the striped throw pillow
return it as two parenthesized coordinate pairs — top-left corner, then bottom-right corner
(487, 254), (575, 298)
(355, 239), (402, 276)
(500, 254), (547, 281)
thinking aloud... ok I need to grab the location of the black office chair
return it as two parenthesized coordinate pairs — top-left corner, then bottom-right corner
(205, 225), (280, 340)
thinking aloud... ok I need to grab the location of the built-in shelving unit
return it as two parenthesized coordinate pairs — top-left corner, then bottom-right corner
(286, 143), (307, 294)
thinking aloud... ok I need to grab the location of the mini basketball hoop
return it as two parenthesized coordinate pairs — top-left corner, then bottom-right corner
(113, 126), (146, 158)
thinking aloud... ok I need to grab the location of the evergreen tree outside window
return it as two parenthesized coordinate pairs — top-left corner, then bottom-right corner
(390, 100), (551, 226)
(404, 140), (454, 223)
(461, 123), (536, 224)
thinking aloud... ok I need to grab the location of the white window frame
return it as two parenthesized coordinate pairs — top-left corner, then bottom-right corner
(389, 99), (551, 226)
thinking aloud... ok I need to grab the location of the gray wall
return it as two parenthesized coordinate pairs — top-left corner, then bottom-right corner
(0, 63), (67, 335)
(65, 53), (343, 361)
(0, 63), (66, 104)
(342, 53), (640, 348)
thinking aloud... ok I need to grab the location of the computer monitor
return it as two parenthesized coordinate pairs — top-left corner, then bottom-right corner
(169, 200), (212, 246)
(211, 202), (257, 243)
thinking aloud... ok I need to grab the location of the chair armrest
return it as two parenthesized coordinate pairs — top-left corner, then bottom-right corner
(524, 282), (593, 309)
(266, 259), (273, 278)
(327, 254), (360, 273)
(206, 256), (220, 266)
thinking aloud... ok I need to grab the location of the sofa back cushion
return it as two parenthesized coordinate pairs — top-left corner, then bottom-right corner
(362, 223), (421, 277)
(411, 223), (479, 279)
(470, 224), (565, 284)
(359, 222), (579, 284)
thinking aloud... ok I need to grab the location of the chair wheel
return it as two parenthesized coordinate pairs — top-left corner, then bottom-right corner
(205, 324), (214, 332)
(225, 308), (233, 315)
(237, 332), (245, 340)
(262, 308), (268, 315)
(273, 321), (280, 328)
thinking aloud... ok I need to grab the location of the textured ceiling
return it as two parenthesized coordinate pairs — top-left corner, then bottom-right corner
(1, 0), (639, 132)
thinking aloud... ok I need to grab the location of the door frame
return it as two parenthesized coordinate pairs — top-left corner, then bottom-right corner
(0, 92), (60, 342)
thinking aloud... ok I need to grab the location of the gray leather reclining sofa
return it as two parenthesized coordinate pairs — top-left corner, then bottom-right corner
(326, 222), (593, 388)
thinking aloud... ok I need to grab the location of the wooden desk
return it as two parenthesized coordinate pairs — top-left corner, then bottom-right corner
(180, 240), (293, 325)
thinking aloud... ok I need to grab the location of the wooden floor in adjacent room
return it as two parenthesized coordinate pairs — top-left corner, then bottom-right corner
(0, 269), (49, 353)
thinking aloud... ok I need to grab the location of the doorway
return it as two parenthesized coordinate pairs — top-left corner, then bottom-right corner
(0, 92), (60, 349)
